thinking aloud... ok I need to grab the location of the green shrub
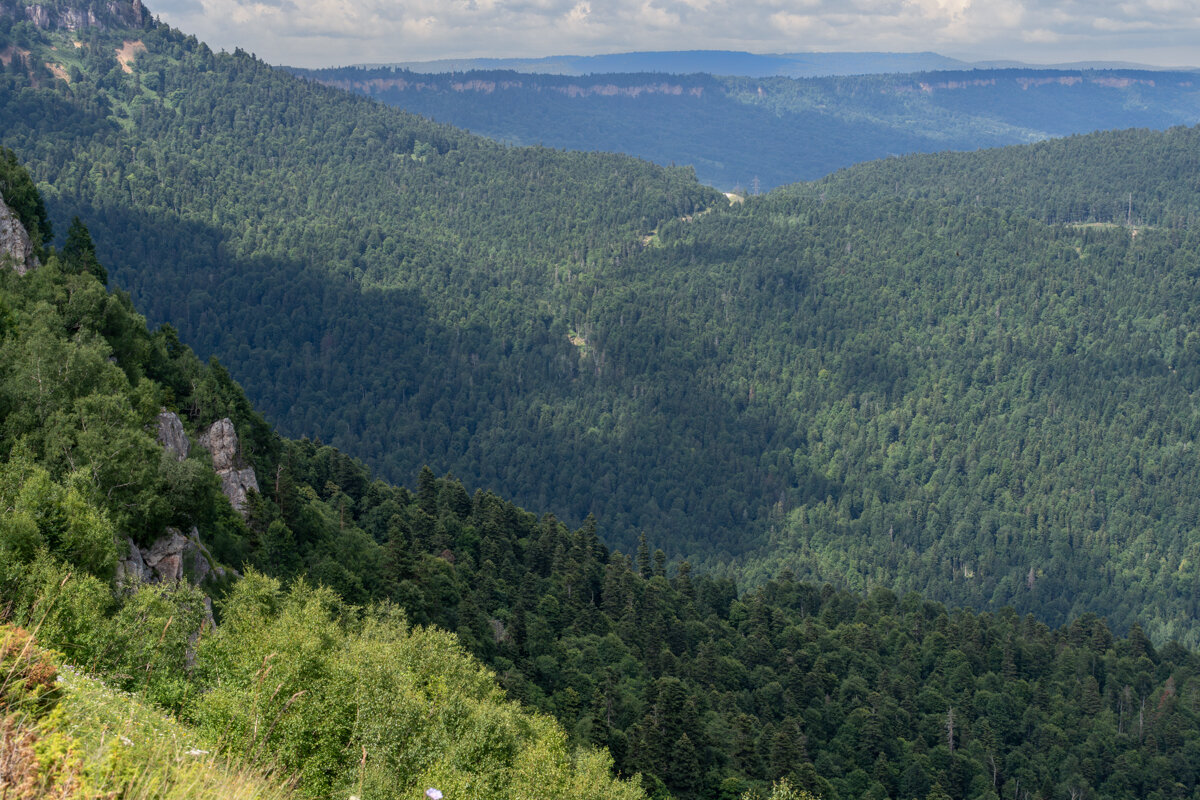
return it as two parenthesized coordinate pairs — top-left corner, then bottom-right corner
(190, 571), (644, 800)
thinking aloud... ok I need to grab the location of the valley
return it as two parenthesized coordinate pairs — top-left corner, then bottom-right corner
(4, 1), (1200, 798)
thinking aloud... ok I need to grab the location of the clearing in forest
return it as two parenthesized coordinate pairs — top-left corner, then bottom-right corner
(116, 39), (146, 73)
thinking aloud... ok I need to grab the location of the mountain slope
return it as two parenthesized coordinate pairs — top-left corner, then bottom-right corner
(640, 192), (1200, 643)
(9, 0), (1200, 655)
(0, 161), (646, 800)
(6, 173), (1200, 800)
(808, 124), (1200, 226)
(0, 623), (294, 800)
(0, 1), (739, 556)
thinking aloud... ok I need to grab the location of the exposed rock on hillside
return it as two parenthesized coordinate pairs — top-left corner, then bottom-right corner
(115, 526), (223, 650)
(0, 0), (151, 32)
(155, 409), (190, 461)
(198, 418), (259, 513)
(0, 192), (38, 274)
(115, 526), (227, 586)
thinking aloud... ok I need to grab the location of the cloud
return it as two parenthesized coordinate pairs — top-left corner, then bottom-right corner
(147, 0), (1200, 67)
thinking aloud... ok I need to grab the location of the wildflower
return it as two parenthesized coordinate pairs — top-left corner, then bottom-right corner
(426, 789), (443, 800)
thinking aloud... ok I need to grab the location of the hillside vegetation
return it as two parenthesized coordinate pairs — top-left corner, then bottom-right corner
(6, 0), (1200, 708)
(0, 624), (294, 799)
(5, 161), (1200, 799)
(0, 157), (646, 799)
(808, 124), (1200, 226)
(0, 1), (745, 556)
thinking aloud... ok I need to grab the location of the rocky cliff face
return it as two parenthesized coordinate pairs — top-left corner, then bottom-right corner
(318, 74), (706, 100)
(198, 418), (259, 514)
(115, 411), (238, 599)
(0, 192), (38, 275)
(115, 526), (226, 587)
(1, 0), (151, 32)
(155, 409), (190, 461)
(115, 526), (223, 651)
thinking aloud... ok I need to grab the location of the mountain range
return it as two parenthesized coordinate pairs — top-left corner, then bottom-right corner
(7, 0), (1200, 643)
(366, 50), (1196, 79)
(295, 64), (1200, 191)
(368, 50), (974, 78)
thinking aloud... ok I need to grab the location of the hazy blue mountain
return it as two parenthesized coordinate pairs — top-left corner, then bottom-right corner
(368, 49), (974, 78)
(976, 59), (1198, 70)
(360, 51), (1196, 78)
(297, 65), (1200, 190)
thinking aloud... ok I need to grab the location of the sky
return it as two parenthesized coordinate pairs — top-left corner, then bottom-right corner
(147, 0), (1200, 69)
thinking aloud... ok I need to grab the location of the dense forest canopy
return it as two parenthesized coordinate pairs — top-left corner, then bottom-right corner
(5, 159), (1200, 799)
(806, 124), (1200, 227)
(7, 0), (1200, 793)
(0, 159), (647, 799)
(6, 0), (1200, 666)
(0, 1), (740, 557)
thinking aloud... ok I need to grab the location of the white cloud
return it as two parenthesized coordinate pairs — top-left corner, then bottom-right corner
(146, 0), (1200, 67)
(1021, 27), (1062, 43)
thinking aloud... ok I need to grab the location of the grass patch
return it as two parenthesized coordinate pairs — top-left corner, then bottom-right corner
(1, 624), (294, 800)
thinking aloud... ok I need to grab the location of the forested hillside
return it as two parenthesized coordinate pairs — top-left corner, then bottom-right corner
(8, 0), (1200, 661)
(5, 160), (1200, 800)
(0, 156), (644, 800)
(809, 125), (1200, 226)
(0, 0), (740, 556)
(296, 65), (1200, 191)
(626, 194), (1200, 646)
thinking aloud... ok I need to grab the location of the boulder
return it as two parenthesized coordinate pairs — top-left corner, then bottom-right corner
(197, 418), (239, 472)
(114, 527), (225, 665)
(143, 528), (191, 583)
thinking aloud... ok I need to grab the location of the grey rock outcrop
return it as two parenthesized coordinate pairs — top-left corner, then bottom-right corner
(115, 526), (223, 663)
(16, 0), (151, 31)
(144, 528), (192, 583)
(0, 192), (38, 275)
(198, 418), (259, 514)
(155, 409), (190, 461)
(116, 526), (228, 587)
(114, 537), (148, 586)
(23, 2), (49, 28)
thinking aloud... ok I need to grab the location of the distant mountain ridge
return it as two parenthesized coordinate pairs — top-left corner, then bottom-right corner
(296, 63), (1200, 190)
(367, 49), (974, 78)
(362, 49), (1197, 78)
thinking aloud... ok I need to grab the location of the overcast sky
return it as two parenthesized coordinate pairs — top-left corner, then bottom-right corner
(147, 0), (1200, 69)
